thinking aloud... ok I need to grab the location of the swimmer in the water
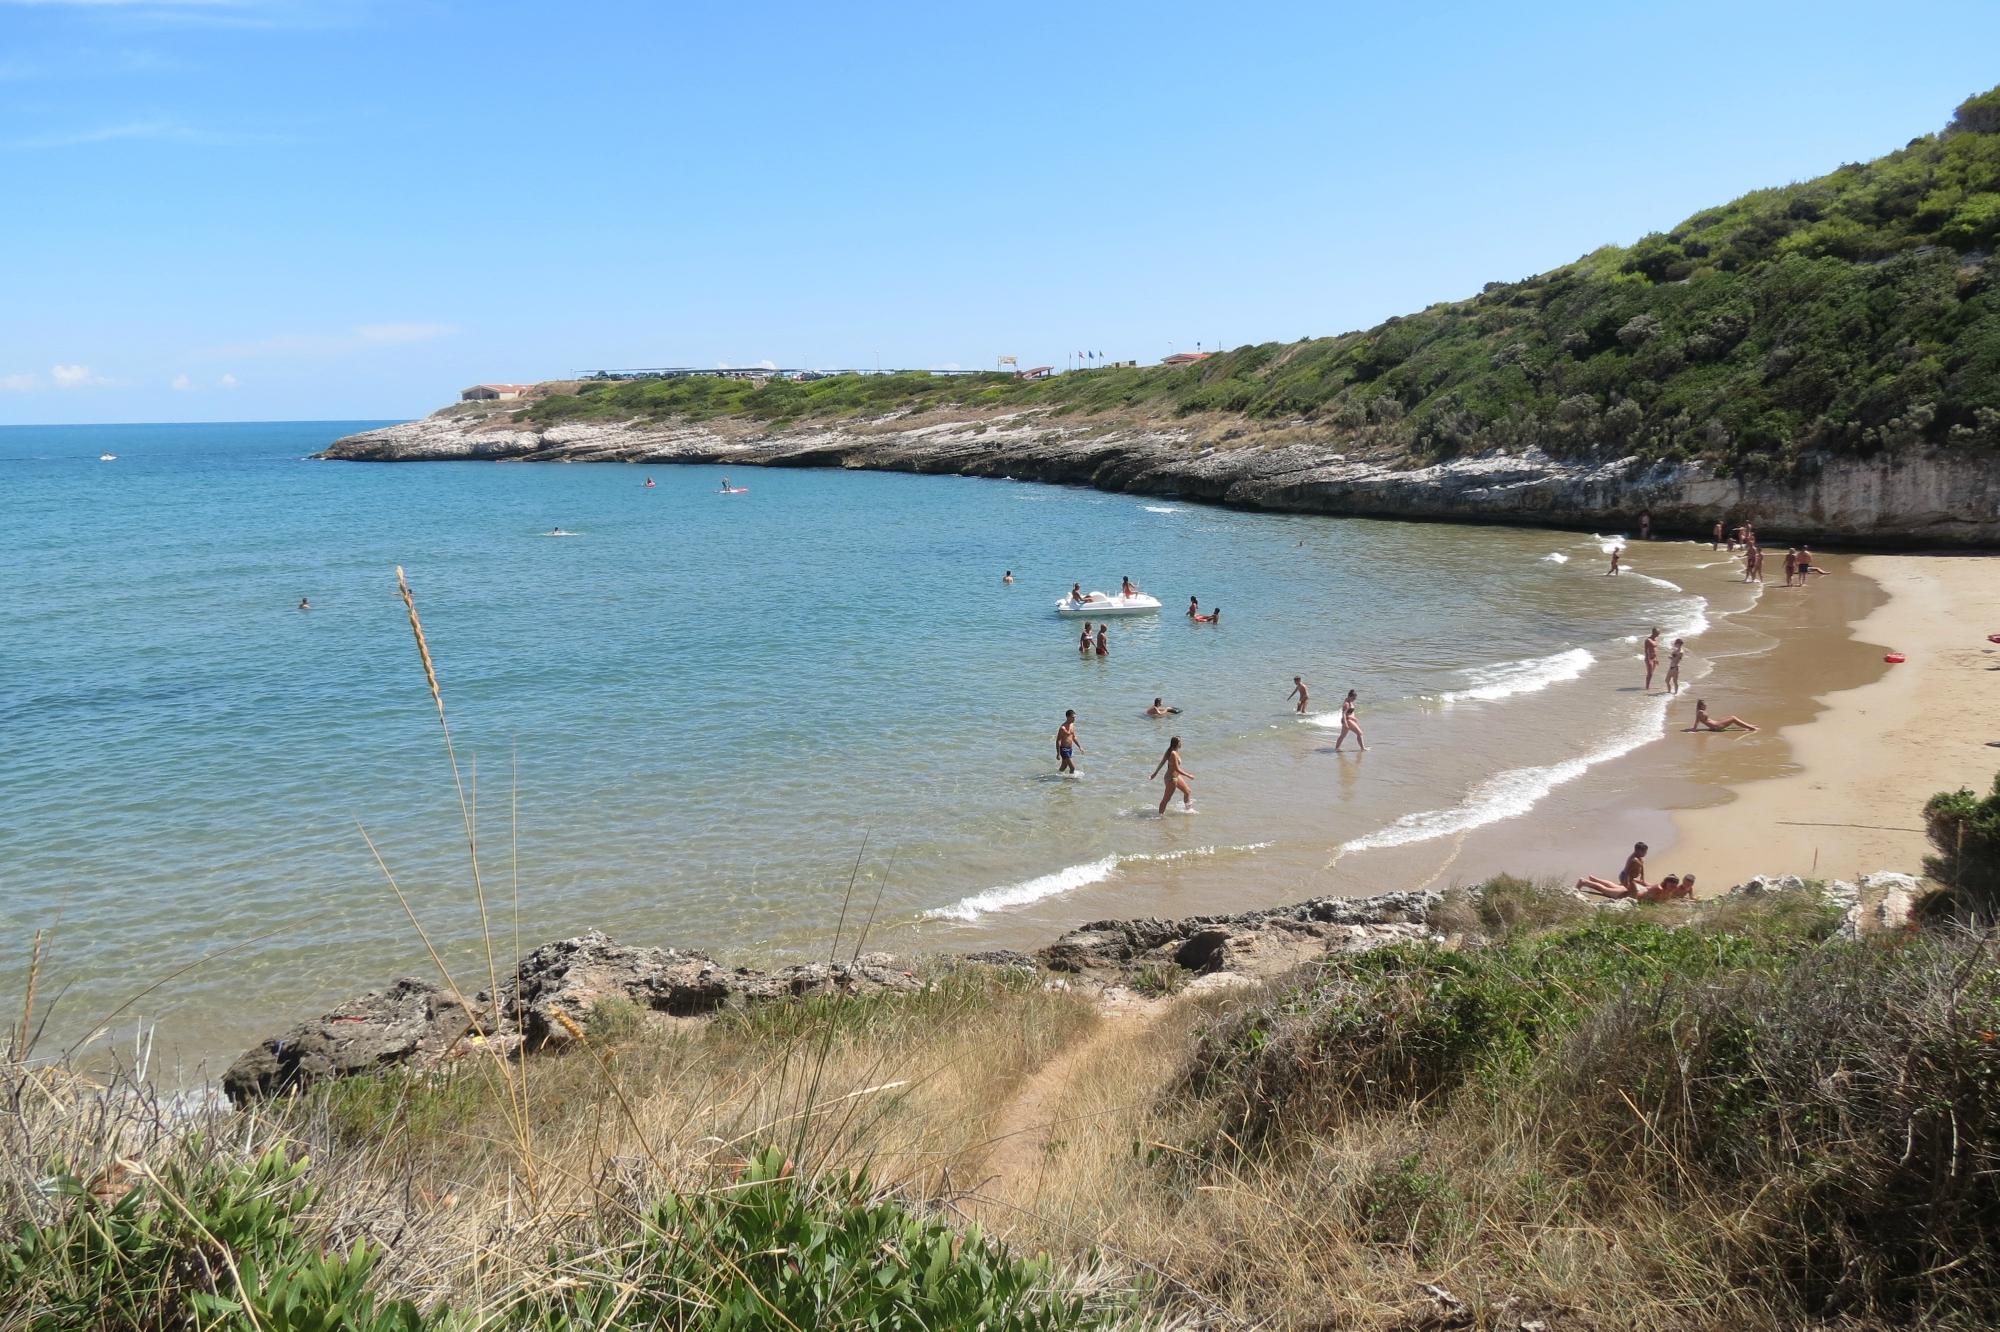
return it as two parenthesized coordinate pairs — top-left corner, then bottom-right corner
(1192, 607), (1220, 624)
(1003, 570), (1014, 584)
(1186, 596), (1199, 620)
(643, 477), (656, 488)
(1287, 675), (1309, 714)
(1145, 697), (1181, 717)
(1688, 699), (1758, 732)
(1095, 624), (1109, 657)
(298, 597), (311, 611)
(1079, 621), (1094, 655)
(1333, 689), (1365, 751)
(1150, 736), (1193, 813)
(1056, 709), (1081, 775)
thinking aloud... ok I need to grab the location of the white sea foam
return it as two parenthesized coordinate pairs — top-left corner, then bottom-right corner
(1541, 552), (1570, 564)
(1593, 533), (1627, 553)
(1339, 699), (1670, 853)
(1434, 647), (1595, 704)
(1631, 573), (1683, 592)
(925, 843), (1271, 921)
(1142, 505), (1180, 514)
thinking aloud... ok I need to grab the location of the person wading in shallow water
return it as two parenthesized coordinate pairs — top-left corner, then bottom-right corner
(1056, 709), (1081, 774)
(1150, 736), (1193, 814)
(1334, 689), (1366, 751)
(1287, 675), (1309, 714)
(1643, 627), (1661, 691)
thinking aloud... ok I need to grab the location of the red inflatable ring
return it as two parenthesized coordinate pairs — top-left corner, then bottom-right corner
(1884, 653), (1907, 664)
(1989, 634), (2000, 644)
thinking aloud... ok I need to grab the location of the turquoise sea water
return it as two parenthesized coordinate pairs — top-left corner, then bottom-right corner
(0, 422), (1749, 1072)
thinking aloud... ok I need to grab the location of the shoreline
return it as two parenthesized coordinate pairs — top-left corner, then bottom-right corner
(319, 408), (2000, 548)
(1671, 553), (2000, 891)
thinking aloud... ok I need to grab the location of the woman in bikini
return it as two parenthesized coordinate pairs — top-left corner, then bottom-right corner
(1334, 689), (1366, 751)
(1150, 736), (1194, 814)
(1665, 639), (1685, 695)
(1689, 699), (1758, 732)
(1078, 621), (1093, 655)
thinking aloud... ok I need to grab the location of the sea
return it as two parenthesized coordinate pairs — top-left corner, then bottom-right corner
(0, 421), (1765, 1073)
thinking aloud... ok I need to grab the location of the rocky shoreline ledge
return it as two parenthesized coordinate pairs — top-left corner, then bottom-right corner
(320, 405), (2000, 546)
(223, 872), (1919, 1106)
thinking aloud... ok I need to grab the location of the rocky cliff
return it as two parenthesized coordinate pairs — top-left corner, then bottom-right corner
(321, 404), (2000, 547)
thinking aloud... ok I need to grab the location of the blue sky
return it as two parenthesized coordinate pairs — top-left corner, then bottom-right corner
(3, 0), (1998, 424)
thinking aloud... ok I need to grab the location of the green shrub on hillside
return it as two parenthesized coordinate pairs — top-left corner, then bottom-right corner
(2, 1146), (439, 1332)
(527, 1148), (1132, 1331)
(1924, 769), (2000, 909)
(2, 1144), (1133, 1332)
(1175, 884), (2000, 1320)
(1186, 902), (1840, 1146)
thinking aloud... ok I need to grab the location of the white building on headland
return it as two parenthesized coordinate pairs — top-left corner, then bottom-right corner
(460, 383), (533, 402)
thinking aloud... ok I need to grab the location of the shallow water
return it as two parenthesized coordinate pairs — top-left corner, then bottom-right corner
(0, 423), (1751, 1071)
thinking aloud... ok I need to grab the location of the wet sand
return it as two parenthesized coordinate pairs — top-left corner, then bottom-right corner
(1671, 553), (2000, 891)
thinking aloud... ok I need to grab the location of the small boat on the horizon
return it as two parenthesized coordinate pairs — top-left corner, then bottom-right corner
(98, 453), (117, 462)
(1057, 592), (1162, 618)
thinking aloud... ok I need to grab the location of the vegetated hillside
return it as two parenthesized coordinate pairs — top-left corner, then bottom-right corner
(527, 87), (2000, 477)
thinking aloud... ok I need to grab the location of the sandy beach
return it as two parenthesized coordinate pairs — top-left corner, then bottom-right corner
(1672, 553), (2000, 890)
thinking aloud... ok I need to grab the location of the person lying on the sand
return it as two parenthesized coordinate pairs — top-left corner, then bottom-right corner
(1580, 871), (1696, 902)
(1577, 841), (1649, 897)
(1689, 699), (1758, 732)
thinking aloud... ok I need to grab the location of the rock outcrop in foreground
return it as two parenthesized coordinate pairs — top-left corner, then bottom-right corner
(222, 889), (1441, 1104)
(320, 405), (2000, 546)
(225, 875), (1921, 1105)
(221, 935), (923, 1105)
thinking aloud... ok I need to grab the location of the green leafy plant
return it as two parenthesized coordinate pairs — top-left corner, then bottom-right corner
(525, 1148), (1134, 1331)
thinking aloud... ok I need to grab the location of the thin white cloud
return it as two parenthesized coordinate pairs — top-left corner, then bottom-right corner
(169, 372), (194, 390)
(0, 0), (368, 31)
(2, 119), (296, 149)
(194, 323), (456, 360)
(51, 363), (106, 388)
(355, 322), (457, 345)
(0, 372), (40, 392)
(0, 1), (249, 8)
(217, 371), (238, 388)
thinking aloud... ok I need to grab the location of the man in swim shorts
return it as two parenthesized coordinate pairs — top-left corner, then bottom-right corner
(1056, 709), (1081, 775)
(1146, 697), (1180, 717)
(1288, 675), (1309, 714)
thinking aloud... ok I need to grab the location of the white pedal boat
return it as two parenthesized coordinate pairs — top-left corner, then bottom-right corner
(1056, 592), (1162, 618)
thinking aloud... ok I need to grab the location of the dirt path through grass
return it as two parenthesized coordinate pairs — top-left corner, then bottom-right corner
(975, 991), (1168, 1213)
